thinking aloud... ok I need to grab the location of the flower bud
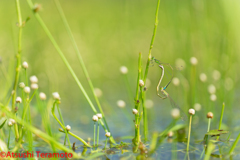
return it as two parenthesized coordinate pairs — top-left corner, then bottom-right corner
(120, 66), (128, 74)
(190, 57), (198, 65)
(132, 109), (138, 115)
(24, 87), (31, 94)
(52, 92), (60, 100)
(139, 80), (144, 87)
(188, 109), (195, 115)
(96, 113), (102, 119)
(39, 92), (46, 100)
(207, 112), (213, 119)
(92, 115), (98, 122)
(31, 83), (38, 90)
(117, 100), (126, 108)
(66, 125), (71, 131)
(105, 132), (111, 137)
(22, 61), (28, 69)
(30, 75), (38, 84)
(19, 82), (25, 88)
(16, 97), (22, 103)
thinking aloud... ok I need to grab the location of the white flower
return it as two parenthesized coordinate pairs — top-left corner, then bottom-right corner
(24, 86), (31, 94)
(52, 92), (60, 100)
(171, 108), (180, 119)
(190, 57), (198, 65)
(199, 73), (207, 82)
(94, 88), (102, 98)
(31, 83), (38, 90)
(16, 97), (22, 103)
(120, 66), (128, 74)
(175, 58), (186, 70)
(8, 121), (13, 127)
(167, 131), (174, 138)
(19, 82), (25, 88)
(39, 92), (46, 100)
(22, 61), (28, 69)
(96, 113), (102, 119)
(172, 77), (180, 86)
(105, 132), (111, 137)
(208, 84), (216, 94)
(212, 70), (221, 81)
(9, 119), (16, 124)
(30, 75), (38, 84)
(132, 109), (138, 115)
(92, 115), (98, 122)
(210, 94), (217, 101)
(139, 80), (144, 87)
(188, 108), (195, 115)
(117, 100), (126, 108)
(193, 103), (201, 111)
(66, 125), (71, 131)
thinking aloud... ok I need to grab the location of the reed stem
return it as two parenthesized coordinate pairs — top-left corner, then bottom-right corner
(187, 115), (192, 152)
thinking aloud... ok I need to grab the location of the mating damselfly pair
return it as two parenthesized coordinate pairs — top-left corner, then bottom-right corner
(151, 57), (187, 121)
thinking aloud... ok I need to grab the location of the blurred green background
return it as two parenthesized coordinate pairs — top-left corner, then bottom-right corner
(1, 0), (240, 137)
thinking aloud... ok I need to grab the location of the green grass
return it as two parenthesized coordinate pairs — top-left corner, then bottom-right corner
(1, 0), (240, 159)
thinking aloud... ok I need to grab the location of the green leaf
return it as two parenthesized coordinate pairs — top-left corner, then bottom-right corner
(205, 129), (229, 136)
(0, 119), (7, 129)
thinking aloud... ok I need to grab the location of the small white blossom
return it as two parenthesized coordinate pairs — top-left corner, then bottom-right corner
(172, 77), (180, 86)
(145, 99), (154, 109)
(30, 75), (38, 84)
(190, 57), (198, 65)
(212, 70), (221, 81)
(199, 73), (207, 82)
(171, 108), (180, 119)
(94, 88), (102, 98)
(52, 92), (60, 100)
(208, 84), (216, 94)
(210, 94), (217, 101)
(132, 109), (138, 115)
(167, 131), (174, 138)
(22, 61), (28, 69)
(24, 86), (31, 94)
(39, 92), (46, 100)
(105, 132), (111, 137)
(31, 83), (38, 90)
(92, 115), (98, 122)
(19, 82), (25, 88)
(139, 80), (144, 87)
(9, 119), (16, 124)
(16, 97), (22, 103)
(96, 113), (102, 119)
(117, 100), (126, 108)
(120, 66), (128, 74)
(188, 108), (195, 115)
(66, 125), (71, 131)
(193, 103), (201, 111)
(8, 121), (13, 127)
(175, 58), (186, 70)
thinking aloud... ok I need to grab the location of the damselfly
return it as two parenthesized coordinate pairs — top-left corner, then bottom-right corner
(157, 65), (187, 121)
(151, 57), (174, 90)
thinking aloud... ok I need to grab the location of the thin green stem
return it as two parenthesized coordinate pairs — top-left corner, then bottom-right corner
(207, 118), (211, 132)
(12, 0), (23, 141)
(26, 0), (115, 143)
(104, 138), (108, 149)
(7, 127), (11, 149)
(56, 103), (71, 149)
(187, 115), (192, 152)
(68, 131), (91, 148)
(97, 122), (99, 147)
(229, 133), (240, 155)
(94, 122), (96, 149)
(134, 53), (142, 145)
(142, 0), (161, 141)
(217, 102), (225, 140)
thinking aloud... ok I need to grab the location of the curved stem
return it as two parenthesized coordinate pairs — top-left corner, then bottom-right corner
(52, 101), (71, 149)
